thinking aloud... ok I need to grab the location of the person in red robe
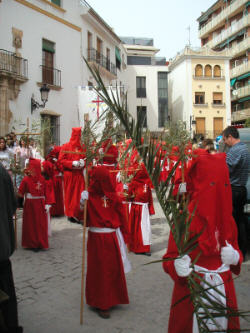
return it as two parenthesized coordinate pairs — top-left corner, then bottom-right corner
(58, 128), (85, 223)
(80, 145), (130, 319)
(46, 146), (64, 217)
(162, 149), (243, 333)
(127, 162), (155, 256)
(18, 158), (50, 251)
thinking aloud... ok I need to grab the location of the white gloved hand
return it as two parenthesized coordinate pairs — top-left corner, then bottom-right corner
(221, 241), (240, 266)
(123, 184), (128, 191)
(116, 172), (121, 183)
(72, 160), (80, 167)
(79, 158), (86, 168)
(45, 204), (51, 213)
(174, 254), (193, 277)
(80, 190), (89, 207)
(179, 182), (187, 194)
(53, 158), (57, 162)
(24, 158), (30, 168)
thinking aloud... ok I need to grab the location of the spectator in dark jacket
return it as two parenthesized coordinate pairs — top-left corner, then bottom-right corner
(223, 126), (250, 258)
(0, 163), (23, 332)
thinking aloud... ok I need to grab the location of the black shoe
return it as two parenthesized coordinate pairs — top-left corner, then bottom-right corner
(68, 217), (77, 223)
(135, 252), (151, 256)
(97, 309), (110, 319)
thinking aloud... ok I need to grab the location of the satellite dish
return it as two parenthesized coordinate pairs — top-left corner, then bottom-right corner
(232, 90), (238, 96)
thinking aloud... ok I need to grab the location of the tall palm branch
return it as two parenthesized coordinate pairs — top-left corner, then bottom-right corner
(84, 59), (250, 332)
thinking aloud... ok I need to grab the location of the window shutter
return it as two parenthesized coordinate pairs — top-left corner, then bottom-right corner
(213, 92), (222, 100)
(42, 40), (55, 53)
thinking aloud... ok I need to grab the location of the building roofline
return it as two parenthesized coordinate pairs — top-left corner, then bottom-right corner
(80, 0), (121, 43)
(169, 46), (231, 70)
(197, 0), (220, 22)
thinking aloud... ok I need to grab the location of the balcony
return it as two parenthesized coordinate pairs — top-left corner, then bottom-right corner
(39, 65), (61, 89)
(0, 49), (28, 81)
(211, 102), (226, 107)
(199, 0), (248, 38)
(193, 103), (208, 107)
(230, 61), (250, 78)
(229, 37), (250, 58)
(193, 74), (225, 80)
(231, 84), (250, 100)
(206, 15), (249, 49)
(87, 48), (117, 79)
(231, 107), (250, 122)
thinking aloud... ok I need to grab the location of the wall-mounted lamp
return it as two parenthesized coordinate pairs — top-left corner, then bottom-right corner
(31, 84), (50, 113)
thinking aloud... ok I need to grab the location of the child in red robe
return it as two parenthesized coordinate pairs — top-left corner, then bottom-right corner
(18, 158), (49, 250)
(127, 162), (155, 256)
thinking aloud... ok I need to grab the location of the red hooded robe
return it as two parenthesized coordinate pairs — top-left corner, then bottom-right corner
(58, 128), (85, 220)
(128, 163), (155, 253)
(86, 163), (129, 310)
(18, 158), (49, 249)
(162, 150), (243, 333)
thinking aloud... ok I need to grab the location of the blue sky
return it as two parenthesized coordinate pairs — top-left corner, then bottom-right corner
(86, 0), (216, 59)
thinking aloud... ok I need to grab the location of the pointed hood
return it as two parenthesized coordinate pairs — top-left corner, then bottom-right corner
(69, 127), (82, 149)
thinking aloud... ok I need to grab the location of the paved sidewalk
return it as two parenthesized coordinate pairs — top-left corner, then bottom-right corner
(11, 198), (250, 333)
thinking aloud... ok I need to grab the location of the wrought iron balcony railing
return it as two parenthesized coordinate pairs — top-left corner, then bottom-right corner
(87, 48), (117, 76)
(0, 49), (28, 79)
(40, 65), (61, 87)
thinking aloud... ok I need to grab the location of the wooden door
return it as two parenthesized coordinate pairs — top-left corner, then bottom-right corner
(42, 50), (53, 85)
(87, 31), (92, 59)
(213, 117), (223, 138)
(195, 117), (205, 135)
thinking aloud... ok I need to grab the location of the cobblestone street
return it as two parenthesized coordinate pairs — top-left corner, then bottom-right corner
(12, 198), (250, 333)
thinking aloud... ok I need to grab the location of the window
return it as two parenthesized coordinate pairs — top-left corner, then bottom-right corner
(158, 72), (168, 127)
(41, 115), (60, 155)
(195, 92), (205, 104)
(115, 47), (121, 69)
(136, 76), (146, 98)
(42, 39), (55, 85)
(106, 48), (110, 71)
(214, 65), (221, 77)
(195, 64), (203, 77)
(213, 92), (223, 104)
(205, 64), (212, 77)
(88, 81), (93, 90)
(51, 0), (61, 6)
(96, 37), (102, 64)
(137, 106), (147, 128)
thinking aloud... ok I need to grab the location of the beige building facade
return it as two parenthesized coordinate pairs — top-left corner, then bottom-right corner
(169, 46), (231, 138)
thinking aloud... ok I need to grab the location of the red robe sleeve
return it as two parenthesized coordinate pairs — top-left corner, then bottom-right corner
(44, 178), (55, 205)
(148, 187), (155, 215)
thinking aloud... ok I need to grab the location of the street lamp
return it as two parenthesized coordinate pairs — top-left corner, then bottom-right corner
(31, 84), (50, 113)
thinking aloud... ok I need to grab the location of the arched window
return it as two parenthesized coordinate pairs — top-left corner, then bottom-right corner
(205, 64), (212, 77)
(195, 64), (203, 77)
(214, 65), (221, 77)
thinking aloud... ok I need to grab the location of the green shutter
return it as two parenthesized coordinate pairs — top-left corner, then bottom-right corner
(51, 0), (61, 6)
(42, 40), (55, 53)
(230, 78), (237, 87)
(115, 47), (121, 63)
(237, 72), (250, 81)
(238, 96), (250, 103)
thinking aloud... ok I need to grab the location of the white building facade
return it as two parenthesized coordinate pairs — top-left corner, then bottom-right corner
(120, 37), (169, 132)
(0, 0), (124, 147)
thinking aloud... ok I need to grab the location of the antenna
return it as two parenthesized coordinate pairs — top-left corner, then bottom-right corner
(187, 26), (191, 47)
